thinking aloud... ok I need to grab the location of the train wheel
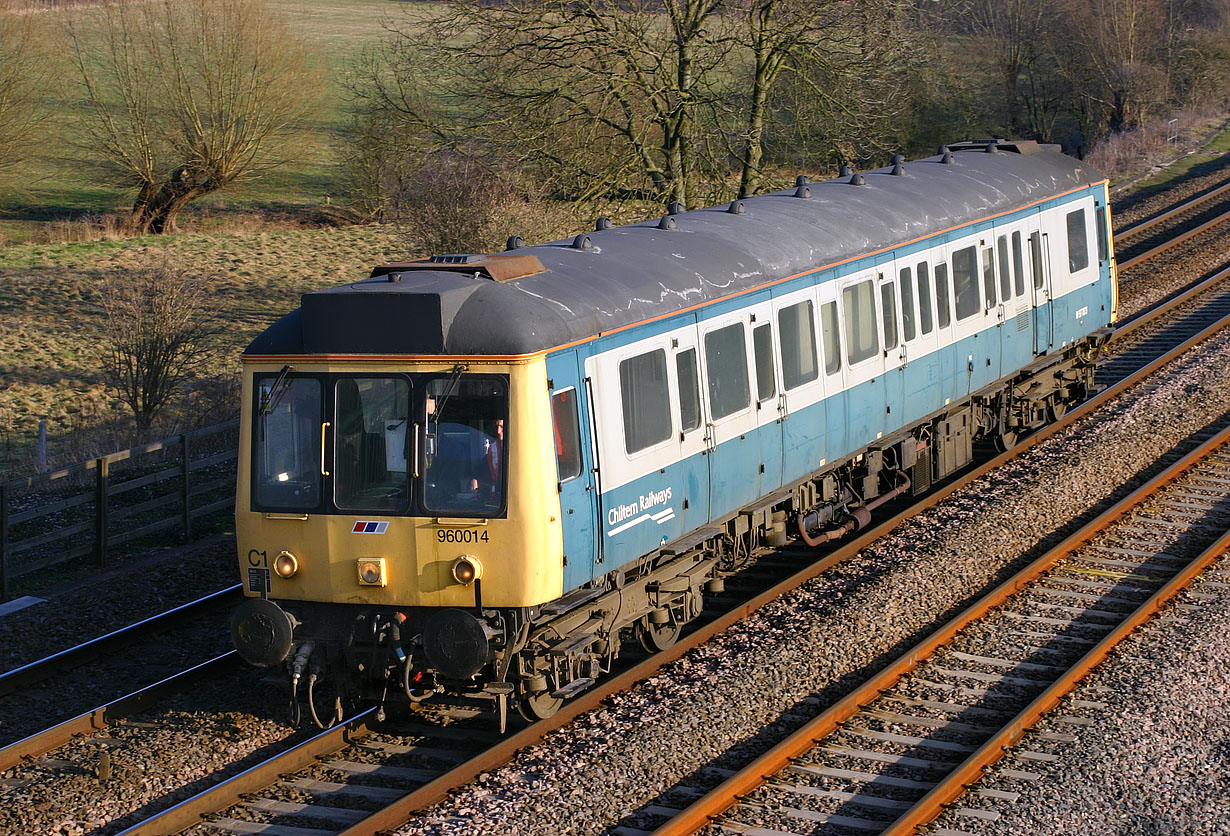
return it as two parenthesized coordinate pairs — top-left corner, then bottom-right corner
(635, 617), (681, 653)
(516, 689), (563, 722)
(994, 429), (1018, 452)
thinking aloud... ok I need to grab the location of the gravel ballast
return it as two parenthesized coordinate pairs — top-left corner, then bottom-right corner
(382, 334), (1230, 836)
(933, 560), (1230, 835)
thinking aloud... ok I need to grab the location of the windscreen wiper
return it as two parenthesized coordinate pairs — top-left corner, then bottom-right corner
(259, 365), (295, 415)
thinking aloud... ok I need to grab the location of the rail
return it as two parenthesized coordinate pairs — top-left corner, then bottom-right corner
(646, 421), (1230, 836)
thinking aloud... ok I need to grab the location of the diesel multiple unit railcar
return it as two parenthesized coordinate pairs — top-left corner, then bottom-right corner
(230, 140), (1117, 726)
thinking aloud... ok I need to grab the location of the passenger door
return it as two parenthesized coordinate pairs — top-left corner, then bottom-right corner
(1030, 227), (1053, 354)
(672, 331), (711, 531)
(699, 313), (760, 519)
(775, 293), (829, 484)
(750, 310), (784, 494)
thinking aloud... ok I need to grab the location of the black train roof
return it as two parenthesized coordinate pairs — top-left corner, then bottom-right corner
(245, 142), (1105, 358)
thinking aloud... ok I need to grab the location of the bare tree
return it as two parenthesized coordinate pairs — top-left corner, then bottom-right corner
(359, 0), (729, 208)
(99, 258), (220, 434)
(0, 1), (52, 176)
(727, 0), (920, 195)
(66, 0), (319, 234)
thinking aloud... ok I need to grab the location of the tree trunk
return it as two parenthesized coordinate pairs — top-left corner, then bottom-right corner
(130, 167), (217, 235)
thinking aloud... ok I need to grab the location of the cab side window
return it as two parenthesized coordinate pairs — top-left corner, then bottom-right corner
(551, 389), (582, 481)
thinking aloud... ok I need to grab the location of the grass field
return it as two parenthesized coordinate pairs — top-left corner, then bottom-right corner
(0, 0), (437, 244)
(1, 0), (1228, 474)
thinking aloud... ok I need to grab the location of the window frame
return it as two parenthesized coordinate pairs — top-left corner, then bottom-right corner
(777, 299), (820, 391)
(618, 348), (674, 456)
(550, 387), (583, 483)
(703, 321), (752, 421)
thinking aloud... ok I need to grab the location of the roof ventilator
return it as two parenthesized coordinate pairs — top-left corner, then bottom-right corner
(849, 173), (866, 186)
(941, 152), (955, 164)
(386, 272), (402, 283)
(727, 200), (746, 215)
(668, 201), (685, 215)
(891, 154), (905, 165)
(595, 216), (613, 231)
(839, 164), (853, 177)
(796, 175), (810, 186)
(505, 236), (525, 251)
(794, 184), (811, 198)
(891, 163), (905, 176)
(658, 216), (677, 230)
(571, 234), (593, 250)
(985, 141), (1000, 153)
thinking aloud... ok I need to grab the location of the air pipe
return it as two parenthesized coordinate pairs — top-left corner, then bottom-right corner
(797, 470), (912, 547)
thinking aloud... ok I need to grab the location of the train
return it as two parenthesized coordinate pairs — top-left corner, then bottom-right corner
(229, 139), (1117, 729)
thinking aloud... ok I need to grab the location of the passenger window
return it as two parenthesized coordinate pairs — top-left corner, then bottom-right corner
(1012, 231), (1025, 297)
(820, 300), (841, 374)
(881, 281), (898, 350)
(551, 389), (582, 481)
(997, 236), (1011, 300)
(1095, 206), (1108, 264)
(704, 323), (751, 420)
(843, 280), (880, 364)
(951, 247), (979, 320)
(935, 263), (951, 328)
(753, 323), (776, 402)
(676, 348), (701, 433)
(1030, 232), (1044, 289)
(900, 267), (916, 343)
(619, 349), (672, 454)
(1067, 208), (1089, 272)
(778, 300), (819, 390)
(917, 262), (934, 335)
(981, 246), (996, 308)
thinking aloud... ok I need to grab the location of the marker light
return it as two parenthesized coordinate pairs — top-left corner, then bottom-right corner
(357, 558), (387, 586)
(273, 550), (299, 578)
(451, 555), (483, 586)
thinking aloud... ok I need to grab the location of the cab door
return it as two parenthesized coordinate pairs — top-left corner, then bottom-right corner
(547, 354), (600, 590)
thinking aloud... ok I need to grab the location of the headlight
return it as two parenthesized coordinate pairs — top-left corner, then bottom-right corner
(273, 550), (299, 579)
(357, 558), (387, 586)
(451, 555), (483, 586)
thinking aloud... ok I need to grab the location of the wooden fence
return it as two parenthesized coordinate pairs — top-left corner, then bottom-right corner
(0, 420), (239, 601)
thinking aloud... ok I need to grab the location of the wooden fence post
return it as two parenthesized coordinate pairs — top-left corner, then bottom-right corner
(95, 457), (109, 567)
(1, 484), (9, 602)
(181, 434), (192, 542)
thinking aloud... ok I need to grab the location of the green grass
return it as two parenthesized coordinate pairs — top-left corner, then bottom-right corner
(1120, 118), (1230, 198)
(0, 0), (440, 242)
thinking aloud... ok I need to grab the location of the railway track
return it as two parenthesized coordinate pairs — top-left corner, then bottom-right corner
(3, 174), (1228, 835)
(0, 583), (241, 698)
(641, 420), (1230, 836)
(1112, 179), (1230, 268)
(90, 293), (1230, 835)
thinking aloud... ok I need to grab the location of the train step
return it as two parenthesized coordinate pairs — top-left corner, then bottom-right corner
(551, 676), (596, 700)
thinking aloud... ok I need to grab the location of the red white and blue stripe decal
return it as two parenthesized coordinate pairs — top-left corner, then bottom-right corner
(351, 521), (389, 534)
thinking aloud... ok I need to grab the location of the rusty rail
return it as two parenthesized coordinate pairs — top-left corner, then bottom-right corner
(648, 420), (1230, 836)
(1114, 180), (1230, 241)
(1118, 207), (1230, 271)
(0, 584), (242, 697)
(0, 653), (238, 773)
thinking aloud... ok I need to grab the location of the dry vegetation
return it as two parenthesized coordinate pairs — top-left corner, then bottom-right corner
(2, 0), (1230, 476)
